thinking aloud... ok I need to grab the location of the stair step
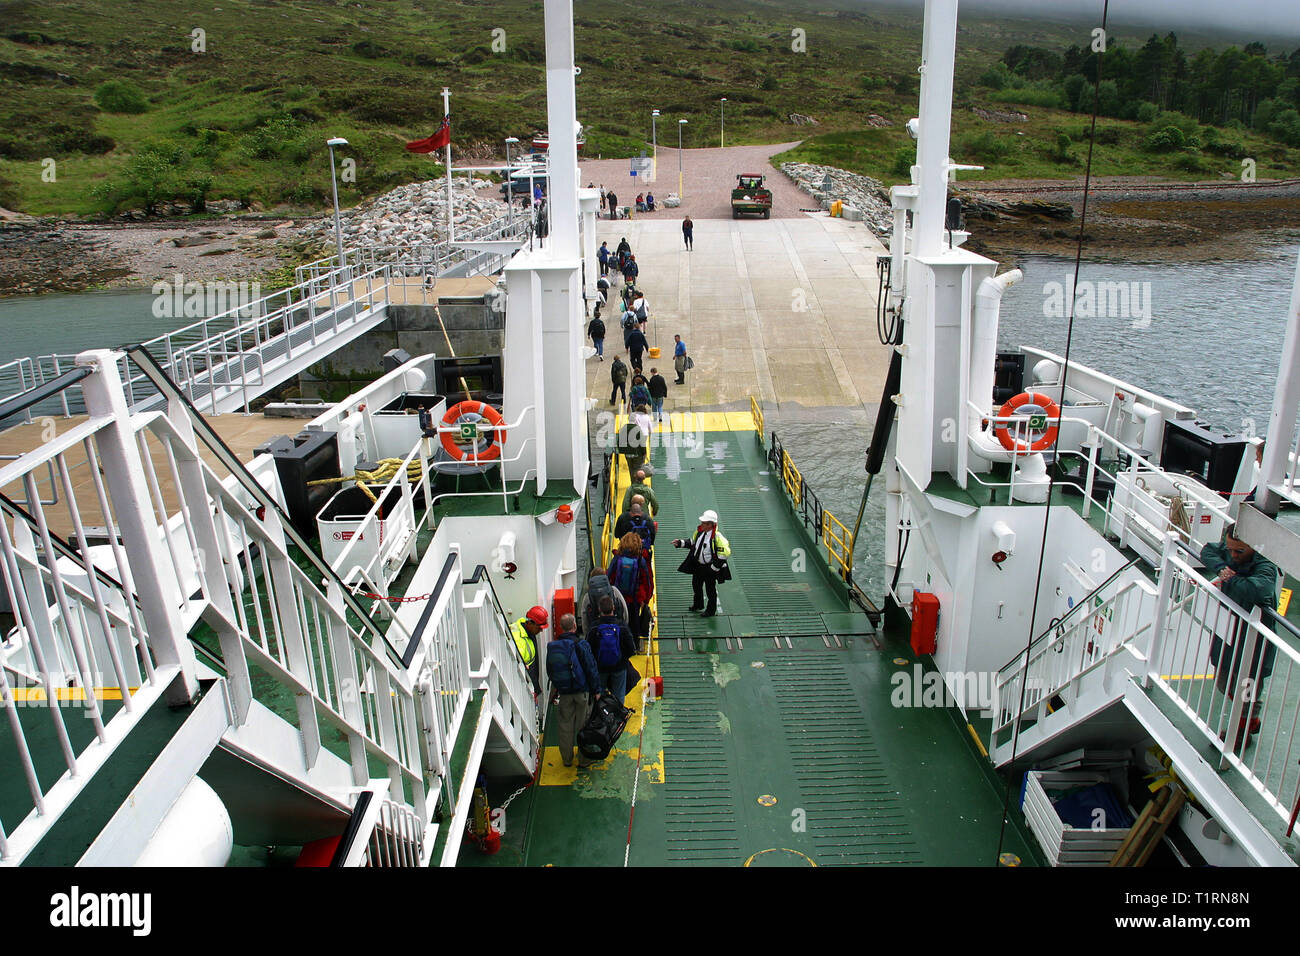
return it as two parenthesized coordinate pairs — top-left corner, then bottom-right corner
(16, 679), (218, 867)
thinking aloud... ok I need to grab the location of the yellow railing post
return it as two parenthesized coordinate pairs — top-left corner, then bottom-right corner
(750, 395), (765, 444)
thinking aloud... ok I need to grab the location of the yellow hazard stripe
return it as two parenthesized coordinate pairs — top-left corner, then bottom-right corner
(8, 687), (136, 702)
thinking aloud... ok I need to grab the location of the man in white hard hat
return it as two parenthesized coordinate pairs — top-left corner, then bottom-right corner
(671, 510), (731, 617)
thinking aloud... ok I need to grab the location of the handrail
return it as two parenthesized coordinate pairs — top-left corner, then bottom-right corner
(123, 345), (407, 666)
(0, 367), (93, 429)
(996, 557), (1142, 675)
(405, 553), (461, 668)
(463, 563), (529, 670)
(329, 789), (375, 867)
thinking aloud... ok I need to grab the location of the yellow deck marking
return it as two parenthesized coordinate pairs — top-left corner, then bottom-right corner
(743, 848), (817, 867)
(9, 687), (134, 702)
(966, 723), (989, 758)
(1161, 674), (1212, 681)
(1279, 587), (1292, 616)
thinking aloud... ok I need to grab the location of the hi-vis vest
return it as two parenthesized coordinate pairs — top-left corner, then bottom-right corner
(511, 618), (538, 665)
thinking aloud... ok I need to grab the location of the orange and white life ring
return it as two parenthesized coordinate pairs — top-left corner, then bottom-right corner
(440, 401), (506, 462)
(994, 391), (1061, 453)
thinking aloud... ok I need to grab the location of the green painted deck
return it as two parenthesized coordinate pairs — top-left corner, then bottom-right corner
(3, 680), (212, 867)
(463, 427), (1041, 866)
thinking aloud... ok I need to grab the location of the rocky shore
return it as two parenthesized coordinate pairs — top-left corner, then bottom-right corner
(0, 176), (512, 296)
(780, 162), (894, 238)
(295, 178), (510, 251)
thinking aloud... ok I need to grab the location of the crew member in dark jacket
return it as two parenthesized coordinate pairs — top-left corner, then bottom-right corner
(1200, 525), (1280, 748)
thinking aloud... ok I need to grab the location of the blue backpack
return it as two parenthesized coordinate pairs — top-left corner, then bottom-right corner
(610, 555), (639, 599)
(627, 515), (654, 548)
(594, 620), (624, 670)
(546, 638), (587, 694)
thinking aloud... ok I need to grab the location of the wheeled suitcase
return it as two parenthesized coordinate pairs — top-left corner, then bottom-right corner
(577, 693), (632, 760)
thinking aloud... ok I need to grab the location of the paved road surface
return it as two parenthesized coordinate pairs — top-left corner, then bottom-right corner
(584, 216), (891, 418)
(578, 142), (817, 221)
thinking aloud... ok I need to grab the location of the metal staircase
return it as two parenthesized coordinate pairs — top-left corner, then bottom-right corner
(0, 348), (538, 866)
(991, 533), (1300, 865)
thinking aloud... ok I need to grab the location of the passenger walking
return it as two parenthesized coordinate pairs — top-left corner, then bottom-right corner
(671, 510), (731, 618)
(673, 335), (688, 385)
(622, 254), (639, 285)
(586, 595), (638, 703)
(545, 613), (602, 767)
(580, 567), (628, 633)
(621, 468), (659, 517)
(648, 368), (668, 422)
(682, 215), (694, 250)
(607, 190), (619, 219)
(607, 532), (653, 641)
(587, 314), (605, 360)
(609, 354), (629, 406)
(616, 237), (632, 267)
(598, 241), (610, 277)
(616, 502), (656, 556)
(627, 325), (649, 372)
(629, 374), (652, 411)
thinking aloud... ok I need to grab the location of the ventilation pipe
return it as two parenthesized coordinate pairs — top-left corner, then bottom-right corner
(968, 269), (1025, 465)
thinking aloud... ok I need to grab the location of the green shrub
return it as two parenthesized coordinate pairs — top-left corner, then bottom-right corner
(93, 80), (147, 114)
(959, 130), (1011, 162)
(891, 146), (914, 178)
(1136, 103), (1159, 123)
(978, 65), (1009, 90)
(760, 75), (778, 91)
(1146, 125), (1185, 151)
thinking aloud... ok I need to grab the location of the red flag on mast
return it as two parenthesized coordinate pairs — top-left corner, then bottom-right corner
(405, 115), (451, 154)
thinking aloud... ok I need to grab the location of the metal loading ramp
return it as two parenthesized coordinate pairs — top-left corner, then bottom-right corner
(464, 422), (1040, 867)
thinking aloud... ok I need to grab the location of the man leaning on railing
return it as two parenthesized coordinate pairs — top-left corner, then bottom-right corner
(1200, 524), (1280, 749)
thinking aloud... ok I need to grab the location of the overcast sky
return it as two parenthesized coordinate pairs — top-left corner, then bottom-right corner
(875, 0), (1300, 41)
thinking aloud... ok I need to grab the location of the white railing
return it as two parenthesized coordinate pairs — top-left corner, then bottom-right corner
(362, 798), (425, 867)
(968, 405), (1234, 560)
(336, 790), (426, 867)
(1147, 535), (1300, 826)
(464, 577), (537, 768)
(408, 553), (472, 788)
(295, 213), (532, 284)
(0, 402), (191, 863)
(331, 438), (433, 597)
(0, 260), (391, 420)
(994, 576), (1157, 746)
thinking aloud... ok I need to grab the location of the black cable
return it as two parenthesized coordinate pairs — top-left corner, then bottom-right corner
(996, 0), (1109, 864)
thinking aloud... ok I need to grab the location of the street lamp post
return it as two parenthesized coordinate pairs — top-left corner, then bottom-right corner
(651, 109), (659, 183)
(677, 119), (687, 199)
(504, 136), (519, 228)
(720, 98), (726, 148)
(326, 137), (348, 275)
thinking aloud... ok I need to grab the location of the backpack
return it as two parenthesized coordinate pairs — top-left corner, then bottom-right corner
(634, 299), (649, 321)
(628, 514), (654, 548)
(623, 312), (637, 331)
(594, 619), (624, 670)
(546, 638), (587, 694)
(610, 555), (639, 599)
(612, 360), (628, 384)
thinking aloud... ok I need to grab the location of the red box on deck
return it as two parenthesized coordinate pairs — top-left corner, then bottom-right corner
(910, 592), (940, 656)
(552, 587), (575, 629)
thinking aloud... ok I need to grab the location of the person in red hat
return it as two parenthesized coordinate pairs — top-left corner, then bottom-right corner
(511, 605), (548, 693)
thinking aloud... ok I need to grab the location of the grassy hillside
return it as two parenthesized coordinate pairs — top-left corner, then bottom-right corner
(0, 0), (1294, 218)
